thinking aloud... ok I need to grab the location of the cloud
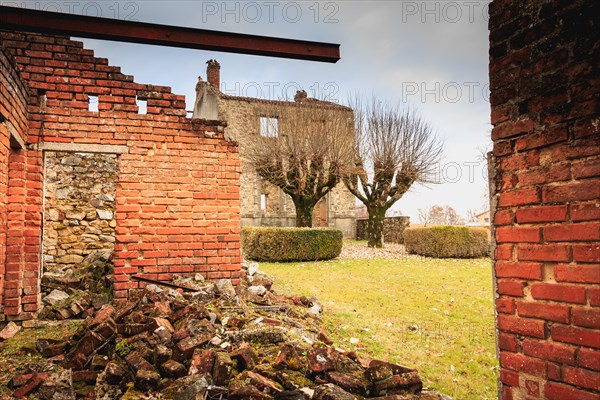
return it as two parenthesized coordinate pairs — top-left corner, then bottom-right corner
(70, 0), (493, 221)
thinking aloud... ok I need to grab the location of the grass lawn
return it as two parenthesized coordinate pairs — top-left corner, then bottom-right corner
(260, 242), (499, 399)
(0, 321), (81, 398)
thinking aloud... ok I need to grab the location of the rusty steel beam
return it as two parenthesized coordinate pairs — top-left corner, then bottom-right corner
(0, 5), (340, 63)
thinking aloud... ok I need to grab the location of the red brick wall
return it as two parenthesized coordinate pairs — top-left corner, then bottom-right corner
(490, 0), (599, 399)
(0, 32), (242, 319)
(0, 45), (30, 318)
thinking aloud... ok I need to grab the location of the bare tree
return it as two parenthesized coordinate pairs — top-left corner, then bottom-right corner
(418, 207), (432, 226)
(244, 101), (354, 227)
(466, 208), (479, 223)
(443, 205), (462, 225)
(419, 204), (463, 226)
(344, 98), (444, 248)
(418, 205), (445, 225)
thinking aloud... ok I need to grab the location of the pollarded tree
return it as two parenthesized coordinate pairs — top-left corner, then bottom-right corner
(244, 101), (354, 227)
(344, 98), (444, 248)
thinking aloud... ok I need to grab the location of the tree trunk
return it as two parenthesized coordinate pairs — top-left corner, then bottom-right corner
(294, 200), (314, 227)
(366, 207), (385, 248)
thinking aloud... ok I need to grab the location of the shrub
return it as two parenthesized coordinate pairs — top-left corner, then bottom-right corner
(404, 226), (490, 258)
(242, 226), (343, 262)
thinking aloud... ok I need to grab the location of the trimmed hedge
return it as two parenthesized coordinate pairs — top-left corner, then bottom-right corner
(242, 226), (343, 262)
(404, 226), (490, 258)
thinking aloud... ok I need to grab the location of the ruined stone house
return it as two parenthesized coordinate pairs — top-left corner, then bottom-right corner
(193, 60), (357, 238)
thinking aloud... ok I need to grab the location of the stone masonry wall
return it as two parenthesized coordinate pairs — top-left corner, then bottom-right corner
(489, 0), (599, 399)
(215, 93), (357, 237)
(0, 31), (242, 320)
(0, 44), (30, 319)
(43, 151), (117, 274)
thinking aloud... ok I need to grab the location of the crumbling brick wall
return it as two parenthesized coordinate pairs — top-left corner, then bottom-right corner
(0, 45), (30, 318)
(489, 0), (599, 398)
(0, 32), (242, 320)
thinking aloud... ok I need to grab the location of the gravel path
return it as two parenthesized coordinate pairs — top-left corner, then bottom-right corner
(339, 241), (411, 259)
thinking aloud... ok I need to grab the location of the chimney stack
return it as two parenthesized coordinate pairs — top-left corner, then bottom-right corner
(206, 59), (220, 90)
(294, 90), (308, 102)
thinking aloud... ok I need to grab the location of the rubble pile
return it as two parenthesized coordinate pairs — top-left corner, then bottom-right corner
(9, 262), (448, 400)
(38, 251), (114, 320)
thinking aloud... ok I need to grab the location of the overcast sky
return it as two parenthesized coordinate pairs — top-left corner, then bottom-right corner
(13, 0), (493, 221)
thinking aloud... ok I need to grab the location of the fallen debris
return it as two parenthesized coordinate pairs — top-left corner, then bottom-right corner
(8, 261), (449, 399)
(0, 321), (21, 340)
(39, 251), (114, 321)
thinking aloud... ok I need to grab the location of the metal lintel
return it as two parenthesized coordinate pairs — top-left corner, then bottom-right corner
(0, 6), (340, 63)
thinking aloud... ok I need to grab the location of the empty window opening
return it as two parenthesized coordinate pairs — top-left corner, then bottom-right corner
(259, 116), (278, 138)
(39, 90), (47, 112)
(260, 194), (267, 211)
(88, 95), (99, 112)
(137, 97), (147, 115)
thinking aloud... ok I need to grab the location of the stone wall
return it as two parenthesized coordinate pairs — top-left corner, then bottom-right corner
(43, 151), (117, 274)
(214, 89), (357, 238)
(489, 1), (599, 399)
(0, 32), (242, 320)
(356, 216), (411, 244)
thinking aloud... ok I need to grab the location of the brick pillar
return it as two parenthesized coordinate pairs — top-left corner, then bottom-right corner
(206, 59), (220, 90)
(0, 124), (8, 315)
(0, 44), (32, 319)
(489, 0), (599, 399)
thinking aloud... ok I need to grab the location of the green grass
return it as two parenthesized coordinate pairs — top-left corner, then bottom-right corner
(261, 247), (499, 399)
(0, 321), (81, 397)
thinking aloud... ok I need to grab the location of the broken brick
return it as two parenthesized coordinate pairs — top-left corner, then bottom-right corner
(326, 371), (370, 396)
(160, 359), (187, 378)
(229, 384), (272, 400)
(154, 344), (173, 366)
(308, 347), (339, 373)
(189, 349), (216, 375)
(63, 351), (88, 371)
(232, 342), (259, 371)
(23, 263), (431, 400)
(105, 361), (127, 385)
(313, 384), (358, 400)
(135, 369), (161, 391)
(12, 372), (47, 398)
(72, 370), (99, 384)
(36, 339), (66, 358)
(213, 352), (233, 386)
(94, 317), (117, 339)
(125, 351), (154, 372)
(9, 373), (37, 389)
(151, 317), (174, 333)
(274, 343), (306, 371)
(73, 330), (104, 357)
(0, 322), (21, 340)
(372, 371), (423, 396)
(117, 323), (150, 336)
(245, 371), (282, 394)
(174, 334), (211, 361)
(91, 354), (110, 370)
